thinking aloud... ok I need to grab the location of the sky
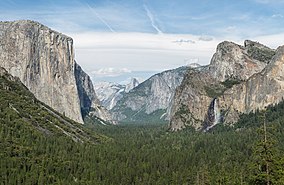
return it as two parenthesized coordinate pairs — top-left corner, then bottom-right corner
(1, 0), (284, 83)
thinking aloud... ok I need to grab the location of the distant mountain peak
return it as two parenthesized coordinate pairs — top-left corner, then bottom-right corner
(187, 63), (201, 68)
(111, 66), (189, 124)
(94, 78), (140, 110)
(125, 77), (140, 93)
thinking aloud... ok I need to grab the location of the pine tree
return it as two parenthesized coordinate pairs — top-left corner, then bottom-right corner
(250, 111), (278, 185)
(196, 165), (210, 185)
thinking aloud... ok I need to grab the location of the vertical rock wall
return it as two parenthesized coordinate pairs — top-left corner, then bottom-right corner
(0, 20), (111, 124)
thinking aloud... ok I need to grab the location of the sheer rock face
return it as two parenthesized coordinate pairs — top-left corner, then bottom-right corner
(111, 67), (188, 122)
(125, 78), (140, 93)
(0, 20), (111, 124)
(169, 67), (214, 130)
(169, 40), (277, 131)
(221, 45), (284, 123)
(74, 63), (112, 122)
(208, 41), (272, 81)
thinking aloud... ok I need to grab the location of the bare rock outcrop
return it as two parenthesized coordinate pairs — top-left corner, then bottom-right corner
(0, 20), (112, 124)
(169, 40), (276, 131)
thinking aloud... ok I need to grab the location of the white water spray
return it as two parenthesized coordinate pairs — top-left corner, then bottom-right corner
(213, 98), (220, 126)
(205, 98), (220, 131)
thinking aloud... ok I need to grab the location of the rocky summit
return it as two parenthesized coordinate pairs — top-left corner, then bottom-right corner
(169, 40), (277, 131)
(94, 78), (140, 110)
(0, 20), (112, 124)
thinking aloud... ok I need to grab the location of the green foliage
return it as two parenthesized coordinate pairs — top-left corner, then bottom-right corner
(3, 69), (284, 184)
(221, 78), (242, 89)
(174, 104), (201, 126)
(84, 123), (255, 184)
(204, 85), (226, 98)
(235, 100), (284, 129)
(115, 107), (167, 124)
(235, 102), (284, 184)
(0, 72), (110, 184)
(247, 47), (276, 63)
(205, 78), (242, 98)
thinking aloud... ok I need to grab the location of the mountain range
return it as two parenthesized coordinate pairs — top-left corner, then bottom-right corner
(109, 66), (189, 124)
(1, 20), (284, 133)
(2, 16), (284, 184)
(94, 78), (140, 110)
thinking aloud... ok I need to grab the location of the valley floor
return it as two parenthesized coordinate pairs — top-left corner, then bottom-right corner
(2, 101), (284, 184)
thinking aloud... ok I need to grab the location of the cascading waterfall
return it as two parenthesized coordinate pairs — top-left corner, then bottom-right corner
(204, 98), (220, 131)
(213, 98), (220, 126)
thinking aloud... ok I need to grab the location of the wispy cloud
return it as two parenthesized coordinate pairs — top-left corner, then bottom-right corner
(143, 4), (163, 34)
(199, 35), (214, 42)
(172, 39), (195, 44)
(85, 3), (116, 33)
(226, 26), (237, 32)
(272, 14), (284, 18)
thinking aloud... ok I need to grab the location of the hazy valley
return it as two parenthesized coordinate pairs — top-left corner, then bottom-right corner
(2, 2), (284, 183)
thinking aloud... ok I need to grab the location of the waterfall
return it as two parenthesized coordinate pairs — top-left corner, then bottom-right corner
(204, 98), (220, 131)
(213, 98), (220, 126)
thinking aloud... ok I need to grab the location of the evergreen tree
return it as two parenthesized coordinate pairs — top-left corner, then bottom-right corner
(250, 111), (279, 184)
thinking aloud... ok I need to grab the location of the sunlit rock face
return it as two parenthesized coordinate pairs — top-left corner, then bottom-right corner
(0, 20), (112, 124)
(111, 67), (189, 123)
(209, 40), (272, 81)
(169, 40), (277, 131)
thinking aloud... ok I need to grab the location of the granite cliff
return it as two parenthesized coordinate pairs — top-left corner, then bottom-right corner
(111, 66), (189, 123)
(0, 20), (112, 124)
(169, 40), (277, 131)
(220, 45), (284, 123)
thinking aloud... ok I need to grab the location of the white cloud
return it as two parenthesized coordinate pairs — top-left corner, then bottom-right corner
(251, 33), (284, 48)
(71, 30), (284, 80)
(91, 68), (132, 77)
(69, 32), (220, 73)
(272, 14), (283, 18)
(199, 35), (214, 41)
(173, 39), (195, 44)
(70, 32), (218, 51)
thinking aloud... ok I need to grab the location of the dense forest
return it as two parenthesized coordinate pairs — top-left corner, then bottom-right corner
(2, 70), (284, 184)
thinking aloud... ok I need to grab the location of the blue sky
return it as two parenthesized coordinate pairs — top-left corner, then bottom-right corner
(1, 0), (284, 83)
(2, 0), (284, 35)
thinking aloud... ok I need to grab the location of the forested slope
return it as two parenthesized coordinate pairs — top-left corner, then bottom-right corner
(2, 65), (284, 184)
(0, 68), (109, 184)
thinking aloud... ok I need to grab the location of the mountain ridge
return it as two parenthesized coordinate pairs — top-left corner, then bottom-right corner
(111, 66), (189, 123)
(169, 40), (277, 131)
